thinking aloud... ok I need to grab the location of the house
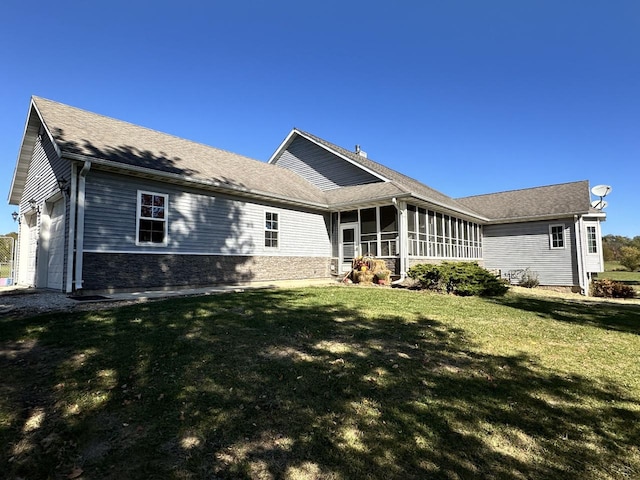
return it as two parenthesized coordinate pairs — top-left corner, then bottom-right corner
(8, 96), (606, 295)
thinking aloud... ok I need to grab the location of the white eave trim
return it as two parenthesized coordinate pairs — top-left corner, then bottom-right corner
(63, 151), (330, 211)
(406, 192), (490, 222)
(485, 211), (597, 225)
(8, 97), (63, 205)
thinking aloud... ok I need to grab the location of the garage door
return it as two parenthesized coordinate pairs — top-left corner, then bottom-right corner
(47, 199), (65, 289)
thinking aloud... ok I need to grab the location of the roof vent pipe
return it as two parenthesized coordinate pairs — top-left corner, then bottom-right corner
(355, 145), (367, 158)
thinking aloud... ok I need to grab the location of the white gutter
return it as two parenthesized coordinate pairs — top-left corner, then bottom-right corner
(74, 160), (91, 291)
(62, 152), (329, 211)
(65, 164), (78, 293)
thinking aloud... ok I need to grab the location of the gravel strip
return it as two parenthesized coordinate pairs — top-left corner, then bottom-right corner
(0, 289), (142, 318)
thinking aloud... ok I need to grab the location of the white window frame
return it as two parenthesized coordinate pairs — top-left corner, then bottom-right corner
(586, 225), (598, 254)
(265, 210), (279, 249)
(549, 224), (565, 249)
(136, 190), (168, 246)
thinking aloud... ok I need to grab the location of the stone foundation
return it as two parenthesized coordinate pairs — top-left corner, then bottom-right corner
(81, 253), (331, 293)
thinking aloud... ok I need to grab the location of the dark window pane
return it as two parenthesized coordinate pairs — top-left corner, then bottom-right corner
(360, 208), (377, 234)
(407, 205), (416, 232)
(380, 205), (397, 232)
(153, 207), (164, 219)
(418, 208), (427, 233)
(340, 210), (358, 223)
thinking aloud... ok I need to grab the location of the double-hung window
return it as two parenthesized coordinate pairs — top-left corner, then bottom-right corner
(587, 226), (598, 253)
(265, 211), (279, 248)
(549, 224), (565, 249)
(137, 191), (168, 245)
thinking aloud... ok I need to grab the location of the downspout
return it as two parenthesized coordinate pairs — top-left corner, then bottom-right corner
(391, 197), (407, 282)
(574, 215), (588, 296)
(74, 160), (91, 292)
(65, 164), (78, 293)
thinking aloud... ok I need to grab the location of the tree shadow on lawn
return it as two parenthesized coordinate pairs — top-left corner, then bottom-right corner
(491, 293), (640, 335)
(1, 289), (639, 479)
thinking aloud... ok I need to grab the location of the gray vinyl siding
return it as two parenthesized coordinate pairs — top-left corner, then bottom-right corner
(83, 171), (331, 257)
(19, 133), (70, 289)
(20, 134), (69, 212)
(275, 136), (382, 191)
(483, 220), (578, 286)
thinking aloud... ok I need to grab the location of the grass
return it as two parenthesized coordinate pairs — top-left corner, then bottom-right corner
(1, 286), (640, 479)
(0, 263), (11, 278)
(600, 262), (640, 294)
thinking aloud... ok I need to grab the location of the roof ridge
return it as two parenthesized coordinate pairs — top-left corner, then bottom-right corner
(457, 179), (589, 200)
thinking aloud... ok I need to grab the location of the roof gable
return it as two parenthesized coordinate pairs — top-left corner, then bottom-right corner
(271, 129), (486, 218)
(269, 133), (384, 191)
(11, 97), (327, 208)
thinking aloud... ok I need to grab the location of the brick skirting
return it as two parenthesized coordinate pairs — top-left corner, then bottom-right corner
(81, 253), (332, 292)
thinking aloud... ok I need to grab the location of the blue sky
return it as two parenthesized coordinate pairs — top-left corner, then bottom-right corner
(1, 0), (638, 237)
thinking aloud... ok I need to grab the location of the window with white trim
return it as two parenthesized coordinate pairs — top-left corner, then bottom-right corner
(265, 211), (279, 248)
(137, 191), (168, 245)
(587, 226), (597, 253)
(549, 224), (565, 249)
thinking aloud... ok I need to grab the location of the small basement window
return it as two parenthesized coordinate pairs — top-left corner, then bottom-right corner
(137, 191), (168, 245)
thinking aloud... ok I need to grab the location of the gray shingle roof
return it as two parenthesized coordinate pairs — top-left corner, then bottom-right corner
(32, 97), (327, 206)
(456, 180), (593, 222)
(17, 98), (596, 224)
(294, 129), (484, 217)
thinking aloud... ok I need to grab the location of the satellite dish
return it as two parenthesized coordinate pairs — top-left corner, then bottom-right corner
(591, 200), (608, 210)
(591, 185), (612, 197)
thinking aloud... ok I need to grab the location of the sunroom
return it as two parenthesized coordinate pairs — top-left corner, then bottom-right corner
(331, 200), (485, 277)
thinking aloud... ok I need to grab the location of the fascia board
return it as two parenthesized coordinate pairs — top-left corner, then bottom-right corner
(267, 129), (297, 164)
(329, 194), (410, 211)
(407, 192), (490, 222)
(484, 211), (594, 225)
(31, 98), (62, 158)
(63, 152), (330, 211)
(8, 99), (43, 205)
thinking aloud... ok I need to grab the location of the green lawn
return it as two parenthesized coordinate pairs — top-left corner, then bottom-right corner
(599, 264), (640, 294)
(0, 263), (11, 278)
(1, 286), (639, 479)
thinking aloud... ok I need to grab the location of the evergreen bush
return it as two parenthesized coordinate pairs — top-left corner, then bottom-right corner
(407, 262), (509, 297)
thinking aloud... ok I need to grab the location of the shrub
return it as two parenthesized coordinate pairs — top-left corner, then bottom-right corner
(619, 246), (640, 272)
(591, 279), (636, 299)
(407, 262), (509, 297)
(519, 269), (540, 288)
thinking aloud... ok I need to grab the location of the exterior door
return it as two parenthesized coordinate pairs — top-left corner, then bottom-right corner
(47, 199), (65, 289)
(339, 223), (359, 273)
